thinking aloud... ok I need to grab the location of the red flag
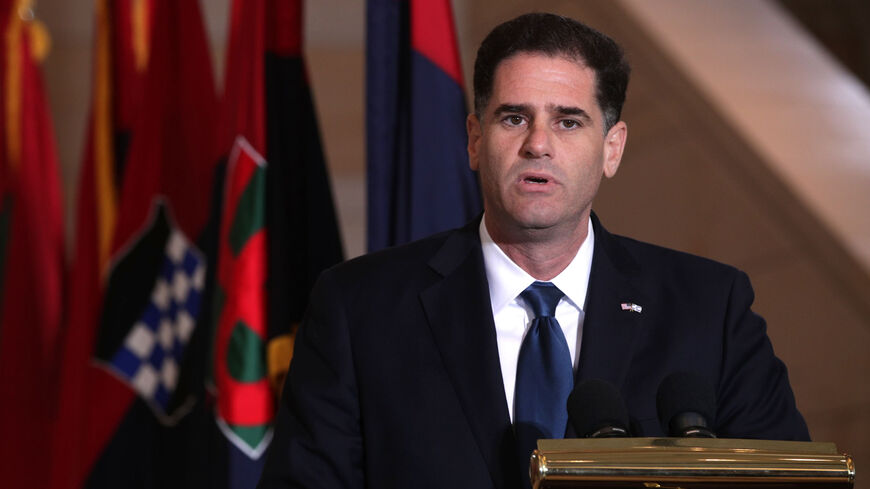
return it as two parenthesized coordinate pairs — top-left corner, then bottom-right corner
(218, 0), (343, 409)
(213, 137), (272, 462)
(218, 0), (266, 155)
(212, 1), (343, 483)
(50, 0), (218, 487)
(0, 1), (65, 487)
(49, 1), (149, 485)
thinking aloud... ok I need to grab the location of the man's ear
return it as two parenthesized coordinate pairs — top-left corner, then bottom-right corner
(467, 113), (481, 171)
(603, 121), (627, 179)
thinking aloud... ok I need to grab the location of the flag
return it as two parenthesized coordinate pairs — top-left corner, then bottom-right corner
(214, 0), (344, 485)
(0, 1), (64, 487)
(49, 0), (220, 487)
(366, 0), (481, 251)
(93, 200), (206, 423)
(48, 1), (149, 485)
(212, 137), (271, 486)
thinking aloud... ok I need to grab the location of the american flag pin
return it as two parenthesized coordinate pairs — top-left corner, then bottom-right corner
(620, 302), (642, 313)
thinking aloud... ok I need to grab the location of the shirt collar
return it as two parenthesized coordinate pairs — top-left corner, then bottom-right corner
(480, 216), (595, 313)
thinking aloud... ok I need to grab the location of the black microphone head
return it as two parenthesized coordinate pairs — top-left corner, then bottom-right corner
(567, 379), (630, 437)
(656, 371), (717, 437)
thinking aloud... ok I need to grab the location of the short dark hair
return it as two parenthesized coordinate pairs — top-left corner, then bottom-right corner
(473, 12), (630, 132)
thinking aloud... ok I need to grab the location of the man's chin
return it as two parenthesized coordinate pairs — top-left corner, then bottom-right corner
(510, 216), (568, 238)
(511, 209), (565, 230)
(509, 209), (589, 237)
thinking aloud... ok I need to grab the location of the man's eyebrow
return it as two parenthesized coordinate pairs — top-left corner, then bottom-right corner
(552, 105), (593, 123)
(493, 103), (529, 116)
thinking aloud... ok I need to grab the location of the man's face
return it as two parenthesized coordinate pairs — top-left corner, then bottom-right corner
(467, 53), (627, 241)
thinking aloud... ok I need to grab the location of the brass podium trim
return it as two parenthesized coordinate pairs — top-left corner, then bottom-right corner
(530, 438), (854, 488)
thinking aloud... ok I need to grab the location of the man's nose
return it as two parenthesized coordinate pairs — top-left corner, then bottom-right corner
(521, 122), (553, 159)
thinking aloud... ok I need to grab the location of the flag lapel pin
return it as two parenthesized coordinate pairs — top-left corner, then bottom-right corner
(620, 302), (642, 313)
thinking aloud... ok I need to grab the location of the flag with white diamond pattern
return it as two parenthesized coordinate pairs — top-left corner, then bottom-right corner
(94, 200), (206, 422)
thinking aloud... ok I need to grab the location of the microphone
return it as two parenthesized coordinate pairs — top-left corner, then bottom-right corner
(567, 379), (630, 438)
(656, 371), (717, 438)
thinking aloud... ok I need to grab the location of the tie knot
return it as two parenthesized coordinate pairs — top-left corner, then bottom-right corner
(520, 281), (564, 318)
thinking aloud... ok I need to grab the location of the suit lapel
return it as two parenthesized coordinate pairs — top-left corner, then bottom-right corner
(576, 214), (647, 388)
(420, 221), (521, 489)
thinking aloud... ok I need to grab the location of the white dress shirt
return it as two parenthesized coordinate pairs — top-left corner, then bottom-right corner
(479, 217), (595, 422)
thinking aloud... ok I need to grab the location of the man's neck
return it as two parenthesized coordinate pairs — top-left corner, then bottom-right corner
(484, 215), (590, 281)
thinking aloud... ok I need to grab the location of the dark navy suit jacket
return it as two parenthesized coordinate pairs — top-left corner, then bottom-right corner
(257, 214), (809, 489)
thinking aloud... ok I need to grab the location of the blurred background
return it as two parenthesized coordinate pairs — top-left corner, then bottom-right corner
(6, 0), (870, 487)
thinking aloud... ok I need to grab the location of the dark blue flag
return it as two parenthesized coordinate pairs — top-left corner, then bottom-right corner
(366, 0), (482, 252)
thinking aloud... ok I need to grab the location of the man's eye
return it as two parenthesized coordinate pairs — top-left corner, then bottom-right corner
(560, 119), (580, 129)
(506, 115), (524, 125)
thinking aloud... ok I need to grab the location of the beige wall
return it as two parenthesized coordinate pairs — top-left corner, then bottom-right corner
(39, 0), (868, 484)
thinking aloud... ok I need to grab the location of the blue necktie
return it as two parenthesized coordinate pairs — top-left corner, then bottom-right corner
(514, 281), (573, 485)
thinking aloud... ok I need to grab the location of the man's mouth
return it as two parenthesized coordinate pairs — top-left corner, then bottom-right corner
(525, 176), (548, 184)
(522, 174), (551, 184)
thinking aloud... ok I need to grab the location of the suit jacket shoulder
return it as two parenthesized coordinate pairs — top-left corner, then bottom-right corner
(260, 219), (524, 489)
(584, 213), (809, 440)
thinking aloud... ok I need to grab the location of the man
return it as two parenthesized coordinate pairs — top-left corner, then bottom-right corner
(258, 13), (809, 489)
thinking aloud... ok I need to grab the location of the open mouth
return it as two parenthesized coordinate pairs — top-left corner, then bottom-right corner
(524, 176), (549, 184)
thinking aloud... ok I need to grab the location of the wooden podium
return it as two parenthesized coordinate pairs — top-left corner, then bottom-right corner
(530, 438), (855, 488)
